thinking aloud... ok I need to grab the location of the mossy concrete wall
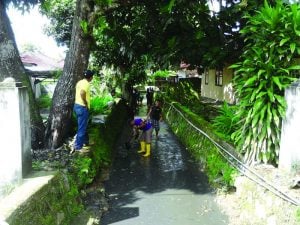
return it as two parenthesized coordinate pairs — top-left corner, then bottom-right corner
(3, 171), (79, 225)
(164, 101), (238, 187)
(164, 101), (227, 161)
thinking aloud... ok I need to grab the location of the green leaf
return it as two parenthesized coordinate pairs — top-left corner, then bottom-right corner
(266, 104), (272, 125)
(279, 38), (290, 46)
(271, 108), (280, 127)
(290, 43), (296, 54)
(253, 99), (264, 114)
(259, 105), (268, 124)
(257, 69), (266, 78)
(288, 65), (300, 70)
(167, 0), (176, 12)
(267, 89), (275, 102)
(80, 20), (88, 34)
(243, 75), (258, 87)
(274, 94), (286, 108)
(229, 64), (241, 69)
(272, 77), (282, 90)
(256, 91), (267, 99)
(251, 113), (260, 128)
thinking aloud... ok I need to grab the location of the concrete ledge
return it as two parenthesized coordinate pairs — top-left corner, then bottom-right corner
(0, 170), (80, 225)
(0, 171), (55, 221)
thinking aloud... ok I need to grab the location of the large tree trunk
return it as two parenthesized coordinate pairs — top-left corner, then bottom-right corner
(0, 1), (45, 149)
(44, 0), (94, 149)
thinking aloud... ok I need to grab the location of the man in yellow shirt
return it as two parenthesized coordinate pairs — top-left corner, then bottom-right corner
(73, 70), (94, 152)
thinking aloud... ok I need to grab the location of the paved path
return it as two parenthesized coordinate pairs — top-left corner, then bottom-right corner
(101, 119), (228, 225)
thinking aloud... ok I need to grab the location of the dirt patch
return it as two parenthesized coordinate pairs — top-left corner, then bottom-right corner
(216, 165), (300, 225)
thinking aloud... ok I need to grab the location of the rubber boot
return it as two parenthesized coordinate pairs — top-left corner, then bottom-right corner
(138, 141), (146, 153)
(143, 144), (151, 157)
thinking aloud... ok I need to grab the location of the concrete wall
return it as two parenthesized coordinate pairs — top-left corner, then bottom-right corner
(279, 79), (300, 172)
(201, 67), (235, 104)
(0, 78), (31, 198)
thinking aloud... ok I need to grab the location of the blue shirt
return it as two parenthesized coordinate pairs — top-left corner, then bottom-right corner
(134, 118), (152, 131)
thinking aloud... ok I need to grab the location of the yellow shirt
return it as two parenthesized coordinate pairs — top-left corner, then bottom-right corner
(75, 79), (91, 108)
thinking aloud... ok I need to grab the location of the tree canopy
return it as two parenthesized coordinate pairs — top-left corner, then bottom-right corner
(3, 0), (41, 9)
(41, 0), (266, 73)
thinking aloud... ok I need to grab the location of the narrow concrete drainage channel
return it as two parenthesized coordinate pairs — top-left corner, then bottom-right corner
(96, 122), (228, 225)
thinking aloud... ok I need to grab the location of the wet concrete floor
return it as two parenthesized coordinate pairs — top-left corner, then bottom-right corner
(101, 119), (228, 225)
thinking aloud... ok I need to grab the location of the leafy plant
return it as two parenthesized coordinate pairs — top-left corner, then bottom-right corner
(90, 95), (114, 115)
(231, 1), (300, 165)
(36, 94), (52, 109)
(212, 102), (238, 142)
(206, 150), (237, 188)
(166, 80), (200, 106)
(72, 156), (95, 186)
(152, 70), (174, 78)
(32, 161), (43, 170)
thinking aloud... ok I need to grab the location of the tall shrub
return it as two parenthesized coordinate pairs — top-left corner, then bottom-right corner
(231, 1), (300, 165)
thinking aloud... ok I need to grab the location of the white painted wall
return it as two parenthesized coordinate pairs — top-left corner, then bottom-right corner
(0, 79), (31, 198)
(279, 80), (300, 172)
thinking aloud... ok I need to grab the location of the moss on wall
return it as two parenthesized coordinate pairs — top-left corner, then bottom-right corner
(7, 172), (81, 225)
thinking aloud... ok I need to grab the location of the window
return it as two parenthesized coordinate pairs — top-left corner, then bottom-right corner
(204, 69), (209, 85)
(215, 69), (223, 86)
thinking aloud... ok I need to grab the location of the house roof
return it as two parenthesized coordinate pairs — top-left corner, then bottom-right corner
(180, 61), (190, 69)
(21, 51), (64, 72)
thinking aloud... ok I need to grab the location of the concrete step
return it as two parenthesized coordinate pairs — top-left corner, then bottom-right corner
(0, 171), (55, 224)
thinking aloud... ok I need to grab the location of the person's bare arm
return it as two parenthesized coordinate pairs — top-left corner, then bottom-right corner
(80, 90), (88, 108)
(147, 107), (152, 120)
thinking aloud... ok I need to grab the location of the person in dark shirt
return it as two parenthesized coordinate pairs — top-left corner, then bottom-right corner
(148, 100), (162, 139)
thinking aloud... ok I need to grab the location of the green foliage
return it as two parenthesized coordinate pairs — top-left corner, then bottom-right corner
(32, 160), (43, 170)
(39, 0), (267, 92)
(51, 69), (63, 79)
(4, 0), (40, 10)
(40, 0), (75, 47)
(213, 103), (239, 142)
(90, 95), (113, 115)
(80, 20), (89, 34)
(165, 81), (219, 122)
(36, 94), (52, 109)
(166, 80), (200, 106)
(231, 1), (300, 165)
(152, 70), (174, 78)
(206, 150), (237, 188)
(72, 156), (95, 186)
(296, 208), (300, 223)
